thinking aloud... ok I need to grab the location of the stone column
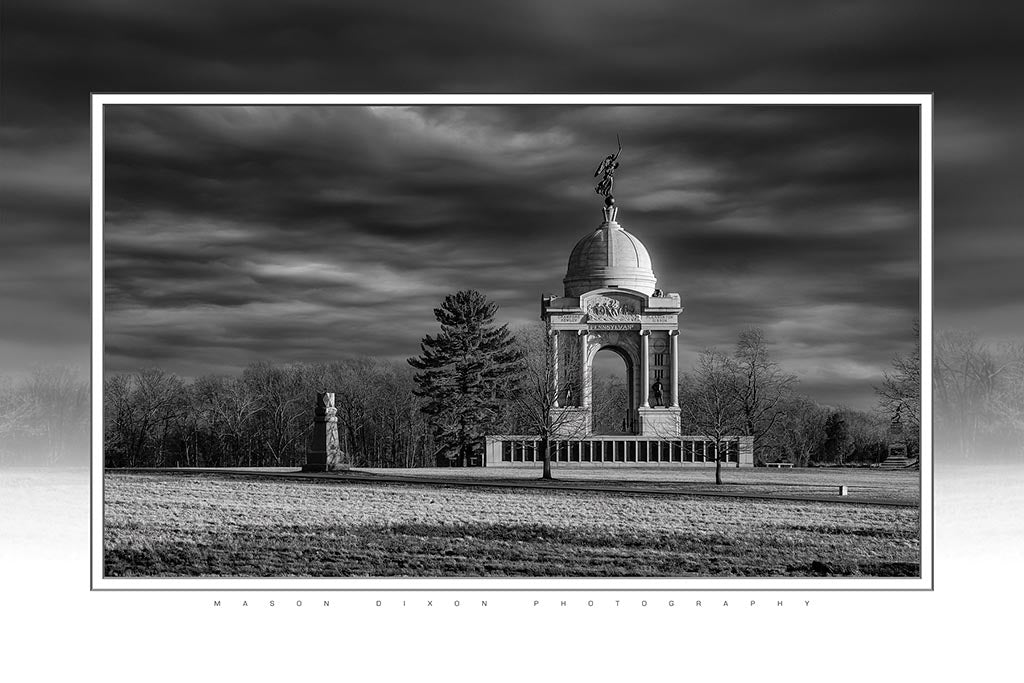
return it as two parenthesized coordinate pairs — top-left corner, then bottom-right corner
(551, 329), (560, 408)
(670, 330), (680, 407)
(304, 392), (348, 472)
(579, 329), (590, 408)
(641, 330), (650, 408)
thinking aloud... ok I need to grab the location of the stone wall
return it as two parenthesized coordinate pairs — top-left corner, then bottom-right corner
(485, 435), (754, 467)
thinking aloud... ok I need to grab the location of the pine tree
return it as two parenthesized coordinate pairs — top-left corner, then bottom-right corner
(408, 290), (523, 467)
(819, 411), (854, 465)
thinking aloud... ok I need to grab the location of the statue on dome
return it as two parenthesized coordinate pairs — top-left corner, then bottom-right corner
(594, 135), (622, 200)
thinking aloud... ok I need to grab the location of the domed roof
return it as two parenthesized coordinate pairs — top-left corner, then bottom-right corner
(563, 217), (657, 297)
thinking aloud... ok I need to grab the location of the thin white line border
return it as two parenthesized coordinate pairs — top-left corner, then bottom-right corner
(91, 92), (933, 592)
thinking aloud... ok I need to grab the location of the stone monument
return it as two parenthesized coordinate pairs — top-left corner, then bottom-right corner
(303, 392), (349, 471)
(542, 140), (683, 437)
(880, 403), (911, 469)
(482, 142), (755, 468)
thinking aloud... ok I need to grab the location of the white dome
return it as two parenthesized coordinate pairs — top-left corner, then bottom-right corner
(563, 220), (657, 297)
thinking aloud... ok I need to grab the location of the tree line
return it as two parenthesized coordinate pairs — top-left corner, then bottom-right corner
(0, 366), (89, 466)
(2, 292), (1021, 467)
(101, 360), (438, 469)
(403, 291), (920, 479)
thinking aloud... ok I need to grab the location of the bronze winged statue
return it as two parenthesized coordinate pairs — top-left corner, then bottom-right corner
(594, 135), (622, 200)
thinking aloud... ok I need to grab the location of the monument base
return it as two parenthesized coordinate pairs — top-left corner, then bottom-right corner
(302, 450), (352, 472)
(301, 462), (351, 472)
(880, 442), (911, 469)
(637, 406), (680, 436)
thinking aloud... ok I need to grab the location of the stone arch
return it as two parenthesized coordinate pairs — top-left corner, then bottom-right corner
(587, 342), (639, 434)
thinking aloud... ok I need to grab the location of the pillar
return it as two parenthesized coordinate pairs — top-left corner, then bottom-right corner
(579, 330), (590, 408)
(641, 330), (650, 408)
(670, 330), (679, 407)
(551, 329), (559, 408)
(304, 392), (348, 471)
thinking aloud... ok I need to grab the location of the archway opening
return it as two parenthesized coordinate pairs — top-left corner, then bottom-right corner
(591, 347), (632, 434)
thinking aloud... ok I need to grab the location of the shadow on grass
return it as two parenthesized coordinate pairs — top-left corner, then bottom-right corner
(105, 521), (920, 579)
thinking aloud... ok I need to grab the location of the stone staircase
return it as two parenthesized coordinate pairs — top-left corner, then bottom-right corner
(879, 450), (913, 469)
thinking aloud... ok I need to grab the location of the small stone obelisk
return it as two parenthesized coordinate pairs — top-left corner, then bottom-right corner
(303, 392), (349, 471)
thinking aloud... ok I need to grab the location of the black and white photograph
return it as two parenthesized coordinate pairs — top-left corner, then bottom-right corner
(96, 97), (926, 585)
(1, 0), (1022, 680)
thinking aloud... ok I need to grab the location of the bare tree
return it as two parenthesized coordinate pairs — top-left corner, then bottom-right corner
(877, 321), (922, 449)
(775, 396), (829, 467)
(193, 375), (259, 466)
(243, 362), (308, 467)
(990, 342), (1024, 452)
(933, 331), (1008, 459)
(22, 366), (89, 464)
(0, 376), (35, 465)
(102, 357), (450, 469)
(103, 368), (185, 467)
(678, 349), (745, 485)
(730, 328), (797, 462)
(509, 323), (590, 480)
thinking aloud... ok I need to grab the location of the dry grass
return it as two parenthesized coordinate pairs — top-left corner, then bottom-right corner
(103, 471), (920, 578)
(357, 466), (921, 505)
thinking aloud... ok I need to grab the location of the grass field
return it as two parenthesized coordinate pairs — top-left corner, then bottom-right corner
(359, 466), (921, 505)
(103, 470), (920, 578)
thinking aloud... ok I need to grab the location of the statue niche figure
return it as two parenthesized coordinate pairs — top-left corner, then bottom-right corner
(651, 380), (664, 407)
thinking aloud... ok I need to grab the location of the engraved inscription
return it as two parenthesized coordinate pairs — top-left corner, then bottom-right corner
(589, 323), (640, 331)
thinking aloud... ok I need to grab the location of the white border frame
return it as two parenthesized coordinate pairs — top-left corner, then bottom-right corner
(91, 93), (933, 591)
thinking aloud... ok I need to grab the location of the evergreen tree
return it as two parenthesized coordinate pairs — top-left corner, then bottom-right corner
(819, 411), (854, 465)
(408, 290), (523, 466)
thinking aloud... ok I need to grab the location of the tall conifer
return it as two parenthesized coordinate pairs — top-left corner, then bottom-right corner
(408, 290), (523, 466)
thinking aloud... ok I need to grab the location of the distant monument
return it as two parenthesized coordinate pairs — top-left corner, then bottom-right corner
(483, 140), (754, 467)
(880, 403), (911, 469)
(544, 137), (682, 437)
(303, 392), (350, 471)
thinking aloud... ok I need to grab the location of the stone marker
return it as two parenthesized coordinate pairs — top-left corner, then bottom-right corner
(303, 392), (350, 472)
(839, 485), (848, 496)
(881, 404), (912, 470)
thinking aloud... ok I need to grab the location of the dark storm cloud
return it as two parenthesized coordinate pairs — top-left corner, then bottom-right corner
(98, 103), (920, 408)
(2, 0), (1021, 402)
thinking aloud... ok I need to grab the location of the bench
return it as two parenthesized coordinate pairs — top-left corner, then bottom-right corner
(766, 462), (794, 468)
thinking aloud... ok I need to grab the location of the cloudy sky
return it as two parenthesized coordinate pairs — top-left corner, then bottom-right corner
(102, 102), (919, 408)
(3, 0), (1022, 410)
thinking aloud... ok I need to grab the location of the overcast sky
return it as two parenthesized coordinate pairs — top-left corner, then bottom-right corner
(101, 103), (919, 408)
(3, 0), (1022, 410)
